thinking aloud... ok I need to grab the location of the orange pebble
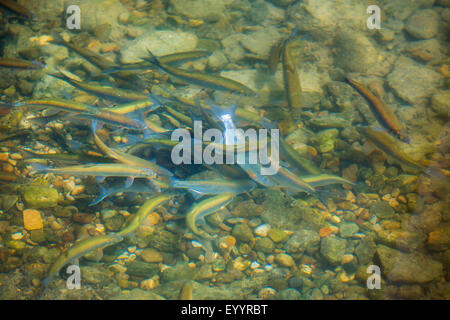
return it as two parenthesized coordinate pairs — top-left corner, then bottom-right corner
(23, 209), (43, 231)
(146, 212), (160, 226)
(319, 226), (338, 238)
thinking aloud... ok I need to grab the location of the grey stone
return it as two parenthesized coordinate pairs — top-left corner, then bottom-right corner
(232, 224), (254, 243)
(239, 27), (283, 60)
(339, 222), (359, 238)
(285, 229), (320, 254)
(111, 288), (165, 300)
(320, 236), (347, 265)
(255, 237), (275, 254)
(169, 0), (226, 22)
(355, 237), (376, 265)
(387, 56), (441, 104)
(207, 51), (228, 71)
(405, 9), (440, 39)
(376, 244), (443, 283)
(370, 201), (395, 219)
(405, 39), (443, 63)
(120, 30), (198, 64)
(276, 288), (302, 300)
(431, 90), (450, 119)
(377, 230), (427, 251)
(80, 265), (111, 285)
(334, 31), (378, 74)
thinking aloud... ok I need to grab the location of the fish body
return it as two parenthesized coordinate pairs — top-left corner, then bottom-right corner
(117, 193), (174, 237)
(78, 109), (146, 130)
(279, 135), (320, 175)
(50, 72), (148, 103)
(171, 178), (256, 199)
(49, 36), (118, 71)
(268, 166), (316, 194)
(42, 233), (123, 287)
(145, 51), (255, 95)
(302, 174), (354, 187)
(0, 58), (44, 69)
(106, 50), (211, 74)
(178, 281), (193, 300)
(282, 28), (302, 110)
(358, 127), (424, 170)
(346, 78), (408, 143)
(91, 120), (173, 176)
(209, 103), (275, 186)
(32, 163), (157, 180)
(186, 193), (235, 239)
(15, 98), (98, 114)
(89, 180), (156, 206)
(20, 147), (108, 164)
(100, 99), (159, 115)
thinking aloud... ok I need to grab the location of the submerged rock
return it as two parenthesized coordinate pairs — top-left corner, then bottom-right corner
(285, 229), (320, 254)
(120, 30), (198, 64)
(405, 39), (443, 63)
(431, 90), (450, 119)
(334, 31), (378, 74)
(387, 56), (441, 104)
(21, 186), (59, 209)
(79, 0), (126, 33)
(288, 0), (367, 38)
(428, 224), (450, 252)
(355, 237), (376, 265)
(320, 236), (347, 265)
(405, 9), (440, 39)
(339, 222), (359, 238)
(370, 201), (395, 219)
(239, 27), (283, 60)
(376, 244), (443, 283)
(111, 288), (165, 300)
(169, 0), (226, 22)
(377, 230), (427, 252)
(232, 224), (254, 243)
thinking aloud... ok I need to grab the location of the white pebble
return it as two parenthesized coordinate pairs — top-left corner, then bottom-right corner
(11, 232), (24, 240)
(264, 264), (273, 271)
(254, 224), (271, 237)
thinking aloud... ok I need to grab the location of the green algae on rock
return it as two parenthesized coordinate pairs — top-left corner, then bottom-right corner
(21, 186), (59, 209)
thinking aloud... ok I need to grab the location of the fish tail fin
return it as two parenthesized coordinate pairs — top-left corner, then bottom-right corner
(209, 102), (238, 119)
(288, 26), (298, 42)
(89, 185), (109, 206)
(18, 147), (37, 159)
(42, 277), (51, 288)
(90, 119), (103, 134)
(169, 176), (181, 188)
(315, 189), (333, 209)
(145, 49), (161, 67)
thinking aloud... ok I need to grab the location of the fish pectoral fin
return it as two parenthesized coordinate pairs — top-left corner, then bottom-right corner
(189, 190), (204, 200)
(147, 178), (161, 192)
(96, 176), (106, 183)
(125, 176), (135, 188)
